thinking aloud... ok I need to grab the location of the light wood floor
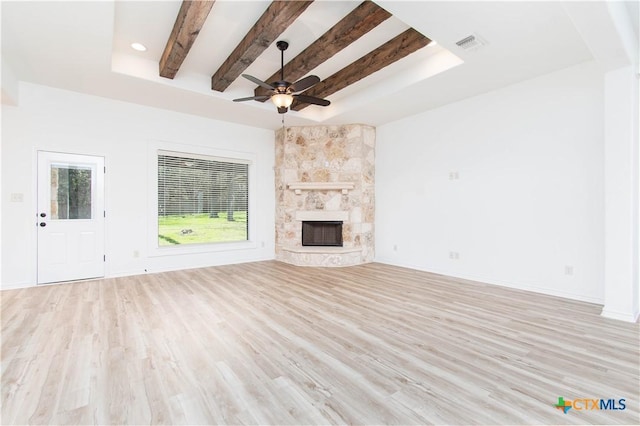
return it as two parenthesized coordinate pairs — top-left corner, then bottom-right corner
(1, 261), (638, 425)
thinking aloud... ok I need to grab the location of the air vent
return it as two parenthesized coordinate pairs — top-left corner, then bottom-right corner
(455, 33), (486, 50)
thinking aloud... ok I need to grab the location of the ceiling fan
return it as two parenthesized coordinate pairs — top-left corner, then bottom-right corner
(233, 40), (330, 114)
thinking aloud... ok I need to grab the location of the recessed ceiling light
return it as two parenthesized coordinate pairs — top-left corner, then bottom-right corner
(130, 42), (147, 52)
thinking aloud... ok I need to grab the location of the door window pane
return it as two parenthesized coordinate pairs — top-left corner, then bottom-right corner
(51, 165), (92, 219)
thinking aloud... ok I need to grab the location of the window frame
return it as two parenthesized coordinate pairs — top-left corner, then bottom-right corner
(148, 142), (257, 257)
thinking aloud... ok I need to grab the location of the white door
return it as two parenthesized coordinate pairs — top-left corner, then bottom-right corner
(37, 151), (105, 284)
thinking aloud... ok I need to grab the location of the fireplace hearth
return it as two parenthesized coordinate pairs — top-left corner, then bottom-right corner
(302, 221), (343, 247)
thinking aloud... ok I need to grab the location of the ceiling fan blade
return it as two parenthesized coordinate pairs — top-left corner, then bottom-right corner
(294, 94), (330, 107)
(233, 95), (271, 102)
(241, 74), (274, 90)
(290, 75), (320, 92)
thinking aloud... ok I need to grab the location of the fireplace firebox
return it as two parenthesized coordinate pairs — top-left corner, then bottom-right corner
(302, 221), (343, 247)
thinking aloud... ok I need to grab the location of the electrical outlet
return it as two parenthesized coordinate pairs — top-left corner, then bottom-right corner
(10, 193), (24, 202)
(393, 244), (398, 251)
(449, 251), (460, 260)
(449, 171), (460, 181)
(133, 250), (140, 258)
(564, 265), (574, 276)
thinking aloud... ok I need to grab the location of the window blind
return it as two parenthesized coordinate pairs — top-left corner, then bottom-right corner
(157, 152), (249, 245)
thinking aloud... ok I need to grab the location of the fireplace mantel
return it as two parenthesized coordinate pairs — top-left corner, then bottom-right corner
(288, 181), (355, 195)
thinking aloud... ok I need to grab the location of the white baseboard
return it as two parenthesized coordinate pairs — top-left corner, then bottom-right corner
(373, 257), (604, 305)
(108, 255), (276, 278)
(1, 256), (277, 290)
(601, 308), (640, 323)
(0, 280), (35, 291)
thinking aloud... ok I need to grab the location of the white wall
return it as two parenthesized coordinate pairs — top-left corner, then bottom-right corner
(1, 54), (19, 106)
(1, 83), (275, 289)
(376, 61), (605, 303)
(602, 65), (640, 321)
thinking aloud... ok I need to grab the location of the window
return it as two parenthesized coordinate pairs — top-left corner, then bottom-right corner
(157, 151), (249, 246)
(50, 165), (92, 219)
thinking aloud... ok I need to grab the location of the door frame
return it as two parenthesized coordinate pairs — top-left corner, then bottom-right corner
(36, 150), (106, 284)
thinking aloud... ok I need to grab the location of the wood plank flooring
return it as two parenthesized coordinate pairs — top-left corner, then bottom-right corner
(1, 261), (639, 425)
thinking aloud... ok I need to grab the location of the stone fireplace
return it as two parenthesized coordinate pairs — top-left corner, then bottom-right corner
(275, 124), (374, 267)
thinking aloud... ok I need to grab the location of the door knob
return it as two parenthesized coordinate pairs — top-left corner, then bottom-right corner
(39, 222), (46, 227)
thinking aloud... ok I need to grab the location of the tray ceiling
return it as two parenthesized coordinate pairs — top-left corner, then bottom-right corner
(2, 1), (598, 129)
(112, 0), (459, 121)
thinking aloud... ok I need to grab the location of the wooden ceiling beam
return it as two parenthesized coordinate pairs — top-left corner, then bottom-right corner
(292, 28), (431, 111)
(254, 1), (391, 99)
(211, 0), (314, 92)
(159, 0), (216, 79)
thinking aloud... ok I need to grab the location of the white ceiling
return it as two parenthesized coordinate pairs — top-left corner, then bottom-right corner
(1, 1), (602, 130)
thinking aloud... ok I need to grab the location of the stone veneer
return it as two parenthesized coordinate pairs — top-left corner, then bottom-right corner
(275, 124), (375, 266)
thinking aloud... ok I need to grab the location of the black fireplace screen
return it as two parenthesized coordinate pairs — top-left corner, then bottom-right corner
(302, 221), (343, 247)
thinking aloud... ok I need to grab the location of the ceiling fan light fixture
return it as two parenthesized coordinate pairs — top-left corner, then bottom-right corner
(233, 41), (328, 114)
(271, 93), (294, 109)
